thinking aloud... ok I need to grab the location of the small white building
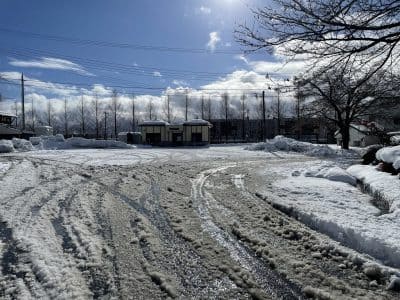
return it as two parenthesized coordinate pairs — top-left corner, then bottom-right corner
(139, 119), (212, 146)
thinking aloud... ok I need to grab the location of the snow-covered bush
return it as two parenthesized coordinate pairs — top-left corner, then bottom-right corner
(0, 140), (14, 153)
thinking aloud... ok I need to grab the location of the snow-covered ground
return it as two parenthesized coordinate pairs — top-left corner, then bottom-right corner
(0, 144), (399, 298)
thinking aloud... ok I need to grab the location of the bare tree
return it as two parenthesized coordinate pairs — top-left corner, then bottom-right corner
(79, 96), (86, 136)
(47, 99), (52, 127)
(299, 61), (399, 149)
(185, 92), (190, 121)
(236, 0), (400, 72)
(30, 97), (36, 131)
(204, 95), (213, 121)
(220, 93), (230, 142)
(131, 94), (136, 131)
(147, 99), (154, 120)
(93, 94), (101, 138)
(63, 98), (69, 136)
(162, 94), (173, 123)
(240, 94), (246, 140)
(110, 90), (120, 138)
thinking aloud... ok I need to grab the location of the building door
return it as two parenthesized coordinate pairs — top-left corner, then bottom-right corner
(127, 132), (134, 144)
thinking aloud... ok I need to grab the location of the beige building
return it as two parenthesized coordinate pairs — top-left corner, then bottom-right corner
(139, 119), (212, 146)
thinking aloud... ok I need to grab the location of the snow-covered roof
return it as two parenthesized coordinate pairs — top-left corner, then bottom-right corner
(182, 119), (211, 126)
(139, 120), (170, 126)
(0, 111), (17, 117)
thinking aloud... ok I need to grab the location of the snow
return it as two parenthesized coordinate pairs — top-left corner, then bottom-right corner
(32, 135), (133, 150)
(296, 164), (357, 186)
(0, 140), (14, 153)
(12, 138), (34, 152)
(376, 145), (400, 169)
(347, 165), (400, 215)
(261, 159), (400, 268)
(139, 120), (170, 126)
(183, 119), (211, 126)
(245, 136), (358, 158)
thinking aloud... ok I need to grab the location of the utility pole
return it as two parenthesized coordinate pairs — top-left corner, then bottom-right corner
(262, 91), (266, 140)
(104, 111), (108, 140)
(21, 73), (25, 131)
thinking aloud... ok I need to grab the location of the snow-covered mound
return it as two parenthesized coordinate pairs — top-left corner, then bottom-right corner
(297, 165), (357, 186)
(376, 145), (400, 170)
(12, 138), (34, 152)
(33, 135), (133, 150)
(0, 140), (14, 153)
(347, 165), (400, 215)
(245, 136), (357, 158)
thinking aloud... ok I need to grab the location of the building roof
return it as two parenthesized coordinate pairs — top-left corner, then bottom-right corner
(0, 111), (17, 118)
(182, 119), (212, 126)
(139, 120), (170, 126)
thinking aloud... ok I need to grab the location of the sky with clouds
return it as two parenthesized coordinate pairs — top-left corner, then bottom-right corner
(0, 0), (306, 122)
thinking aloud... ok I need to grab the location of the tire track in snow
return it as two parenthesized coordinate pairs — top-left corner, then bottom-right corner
(191, 165), (303, 299)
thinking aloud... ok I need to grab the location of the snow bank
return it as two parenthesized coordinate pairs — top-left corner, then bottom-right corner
(12, 138), (34, 151)
(376, 145), (400, 170)
(298, 165), (357, 186)
(245, 136), (357, 158)
(66, 137), (132, 149)
(0, 140), (14, 153)
(33, 135), (133, 150)
(271, 172), (400, 268)
(347, 165), (400, 215)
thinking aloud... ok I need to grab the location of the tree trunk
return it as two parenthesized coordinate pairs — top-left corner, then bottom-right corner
(341, 126), (350, 150)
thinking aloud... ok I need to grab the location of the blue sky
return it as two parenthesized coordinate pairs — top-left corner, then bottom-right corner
(0, 0), (302, 120)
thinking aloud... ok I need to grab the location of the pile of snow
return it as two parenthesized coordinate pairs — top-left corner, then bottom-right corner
(376, 145), (400, 170)
(12, 138), (34, 151)
(295, 164), (357, 186)
(270, 164), (400, 268)
(33, 135), (133, 150)
(0, 140), (14, 153)
(245, 136), (357, 158)
(347, 165), (400, 215)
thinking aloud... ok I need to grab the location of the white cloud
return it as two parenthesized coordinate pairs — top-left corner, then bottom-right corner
(206, 31), (221, 52)
(198, 6), (211, 14)
(172, 79), (188, 86)
(9, 57), (94, 76)
(153, 71), (162, 77)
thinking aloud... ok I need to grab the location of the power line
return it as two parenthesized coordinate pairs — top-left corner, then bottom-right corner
(0, 27), (241, 55)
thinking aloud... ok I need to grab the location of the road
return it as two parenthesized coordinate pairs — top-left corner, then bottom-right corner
(0, 147), (397, 299)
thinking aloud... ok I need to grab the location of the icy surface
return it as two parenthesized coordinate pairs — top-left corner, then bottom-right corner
(376, 145), (400, 169)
